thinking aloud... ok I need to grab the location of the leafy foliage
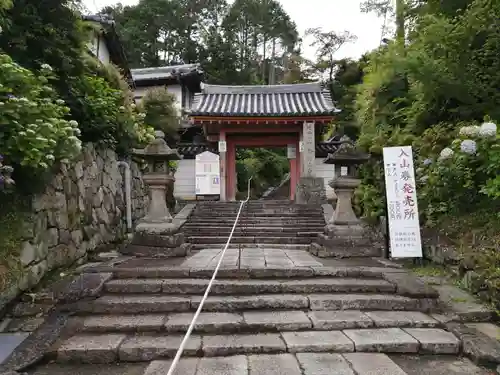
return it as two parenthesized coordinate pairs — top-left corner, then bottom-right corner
(139, 87), (179, 139)
(0, 55), (80, 171)
(355, 0), (500, 226)
(0, 0), (154, 159)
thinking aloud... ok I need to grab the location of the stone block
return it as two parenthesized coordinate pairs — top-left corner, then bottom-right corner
(308, 310), (374, 330)
(296, 353), (355, 375)
(6, 317), (45, 333)
(57, 334), (126, 364)
(343, 353), (407, 375)
(248, 353), (302, 375)
(467, 323), (500, 341)
(202, 333), (285, 356)
(10, 303), (53, 318)
(104, 279), (164, 294)
(383, 272), (439, 298)
(143, 358), (198, 375)
(131, 232), (184, 248)
(89, 295), (191, 314)
(120, 243), (188, 258)
(403, 328), (459, 354)
(308, 294), (419, 311)
(82, 315), (167, 332)
(165, 312), (243, 333)
(283, 278), (395, 294)
(281, 330), (354, 353)
(343, 328), (419, 353)
(191, 295), (308, 312)
(20, 242), (36, 266)
(197, 355), (248, 375)
(295, 177), (326, 205)
(365, 311), (439, 328)
(447, 322), (500, 366)
(243, 311), (312, 331)
(48, 272), (112, 305)
(118, 334), (201, 361)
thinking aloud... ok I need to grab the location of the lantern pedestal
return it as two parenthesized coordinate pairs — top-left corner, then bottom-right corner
(310, 137), (383, 258)
(120, 131), (191, 258)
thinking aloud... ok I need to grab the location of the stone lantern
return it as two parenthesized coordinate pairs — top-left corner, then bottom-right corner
(121, 131), (190, 257)
(310, 136), (382, 258)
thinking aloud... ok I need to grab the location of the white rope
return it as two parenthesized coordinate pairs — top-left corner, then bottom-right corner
(166, 177), (252, 375)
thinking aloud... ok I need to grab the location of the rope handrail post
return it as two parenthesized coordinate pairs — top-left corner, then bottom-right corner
(165, 176), (253, 375)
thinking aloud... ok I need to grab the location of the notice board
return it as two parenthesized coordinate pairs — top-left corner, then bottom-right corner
(195, 151), (220, 196)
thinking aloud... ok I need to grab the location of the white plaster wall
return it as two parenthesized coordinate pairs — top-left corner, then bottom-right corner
(97, 37), (110, 65)
(315, 158), (336, 200)
(174, 159), (196, 200)
(87, 34), (110, 64)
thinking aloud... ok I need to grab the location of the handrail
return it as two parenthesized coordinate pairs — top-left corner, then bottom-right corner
(166, 176), (253, 375)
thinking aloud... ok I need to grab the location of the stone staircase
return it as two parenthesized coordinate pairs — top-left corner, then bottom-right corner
(23, 199), (493, 374)
(182, 200), (325, 252)
(44, 245), (474, 374)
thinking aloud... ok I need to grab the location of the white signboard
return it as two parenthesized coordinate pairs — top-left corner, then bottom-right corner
(195, 151), (220, 195)
(383, 146), (423, 258)
(287, 144), (296, 159)
(299, 141), (304, 153)
(218, 140), (227, 153)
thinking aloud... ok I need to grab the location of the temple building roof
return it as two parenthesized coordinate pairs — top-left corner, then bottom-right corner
(132, 63), (203, 87)
(190, 82), (340, 117)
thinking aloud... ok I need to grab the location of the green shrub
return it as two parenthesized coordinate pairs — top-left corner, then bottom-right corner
(0, 54), (80, 170)
(417, 121), (500, 226)
(139, 87), (180, 138)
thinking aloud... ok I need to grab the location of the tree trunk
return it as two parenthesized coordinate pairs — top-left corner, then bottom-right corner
(395, 0), (405, 43)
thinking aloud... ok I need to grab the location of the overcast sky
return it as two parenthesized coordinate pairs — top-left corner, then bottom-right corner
(83, 0), (386, 60)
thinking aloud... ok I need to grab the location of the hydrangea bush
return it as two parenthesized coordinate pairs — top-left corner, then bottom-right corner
(417, 121), (499, 224)
(0, 54), (80, 171)
(0, 154), (14, 189)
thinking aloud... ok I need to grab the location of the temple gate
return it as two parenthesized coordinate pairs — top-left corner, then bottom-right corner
(189, 82), (339, 201)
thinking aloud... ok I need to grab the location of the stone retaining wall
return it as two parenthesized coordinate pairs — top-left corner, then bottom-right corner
(1, 143), (149, 310)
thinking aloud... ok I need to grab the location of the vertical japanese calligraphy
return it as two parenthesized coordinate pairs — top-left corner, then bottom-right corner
(382, 146), (423, 258)
(302, 122), (315, 176)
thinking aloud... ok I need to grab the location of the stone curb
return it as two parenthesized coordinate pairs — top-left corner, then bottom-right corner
(382, 272), (439, 299)
(0, 271), (112, 373)
(446, 322), (500, 368)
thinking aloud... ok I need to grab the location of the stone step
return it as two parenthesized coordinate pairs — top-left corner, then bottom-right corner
(111, 266), (395, 280)
(182, 225), (325, 231)
(184, 231), (321, 238)
(188, 236), (313, 244)
(189, 243), (312, 251)
(25, 353), (493, 375)
(73, 293), (432, 314)
(185, 220), (326, 226)
(104, 278), (397, 295)
(77, 310), (441, 334)
(182, 223), (326, 229)
(192, 209), (324, 214)
(54, 328), (460, 363)
(191, 213), (324, 218)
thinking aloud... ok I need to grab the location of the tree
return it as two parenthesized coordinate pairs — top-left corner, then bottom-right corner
(139, 87), (179, 141)
(306, 27), (357, 83)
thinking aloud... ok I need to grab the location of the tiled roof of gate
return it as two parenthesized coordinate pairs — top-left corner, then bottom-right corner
(189, 82), (340, 117)
(176, 143), (218, 159)
(175, 142), (340, 158)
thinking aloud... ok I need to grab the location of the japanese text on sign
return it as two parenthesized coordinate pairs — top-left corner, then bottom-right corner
(382, 146), (422, 258)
